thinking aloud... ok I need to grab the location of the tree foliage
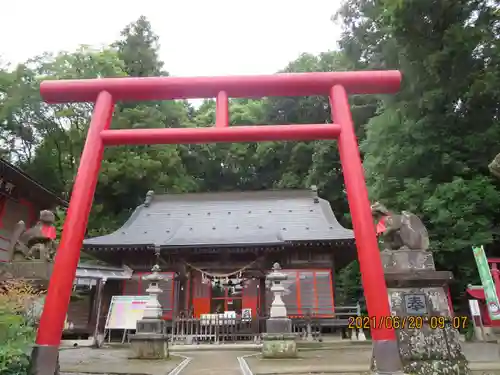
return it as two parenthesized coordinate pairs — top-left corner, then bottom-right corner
(337, 0), (500, 301)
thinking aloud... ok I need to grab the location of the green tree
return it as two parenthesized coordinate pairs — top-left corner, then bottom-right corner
(18, 47), (128, 194)
(114, 15), (166, 78)
(337, 0), (500, 297)
(93, 17), (198, 234)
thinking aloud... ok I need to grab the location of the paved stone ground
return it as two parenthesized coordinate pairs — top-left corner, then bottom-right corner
(245, 349), (372, 375)
(59, 347), (181, 375)
(245, 342), (500, 375)
(58, 342), (500, 375)
(463, 342), (500, 362)
(177, 351), (253, 375)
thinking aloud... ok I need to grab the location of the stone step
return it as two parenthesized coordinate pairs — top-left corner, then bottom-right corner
(171, 343), (262, 352)
(297, 340), (372, 351)
(169, 340), (373, 352)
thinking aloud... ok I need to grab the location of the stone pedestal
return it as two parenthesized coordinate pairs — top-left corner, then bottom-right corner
(381, 249), (470, 375)
(266, 317), (292, 333)
(262, 263), (298, 358)
(129, 319), (169, 360)
(262, 333), (298, 358)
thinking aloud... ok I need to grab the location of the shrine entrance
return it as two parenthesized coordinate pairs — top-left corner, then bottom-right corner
(32, 70), (403, 374)
(211, 284), (243, 315)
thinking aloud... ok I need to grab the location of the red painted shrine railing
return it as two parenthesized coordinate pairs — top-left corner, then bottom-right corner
(36, 70), (402, 359)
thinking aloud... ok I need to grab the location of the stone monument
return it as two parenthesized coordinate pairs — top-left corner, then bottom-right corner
(372, 202), (470, 375)
(262, 262), (298, 359)
(129, 259), (169, 359)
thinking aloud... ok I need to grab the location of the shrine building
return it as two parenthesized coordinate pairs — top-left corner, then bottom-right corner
(82, 187), (356, 324)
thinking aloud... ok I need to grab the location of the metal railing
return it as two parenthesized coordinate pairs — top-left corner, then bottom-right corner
(167, 302), (364, 344)
(169, 316), (262, 344)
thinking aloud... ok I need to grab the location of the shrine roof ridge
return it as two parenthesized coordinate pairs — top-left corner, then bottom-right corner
(83, 188), (354, 249)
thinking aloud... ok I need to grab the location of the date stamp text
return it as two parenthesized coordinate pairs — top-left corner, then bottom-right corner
(348, 316), (468, 330)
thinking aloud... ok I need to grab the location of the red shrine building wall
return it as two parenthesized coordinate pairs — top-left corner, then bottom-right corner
(119, 268), (336, 319)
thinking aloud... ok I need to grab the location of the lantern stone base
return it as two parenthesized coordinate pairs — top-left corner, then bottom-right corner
(262, 333), (298, 359)
(136, 317), (163, 333)
(129, 332), (169, 359)
(266, 317), (292, 333)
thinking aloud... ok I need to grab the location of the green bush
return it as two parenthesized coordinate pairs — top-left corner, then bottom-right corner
(0, 305), (35, 374)
(0, 280), (39, 375)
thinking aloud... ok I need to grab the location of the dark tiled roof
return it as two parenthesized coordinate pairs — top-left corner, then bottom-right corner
(83, 189), (354, 249)
(76, 263), (133, 280)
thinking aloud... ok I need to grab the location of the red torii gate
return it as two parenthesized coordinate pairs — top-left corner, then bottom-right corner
(32, 71), (403, 374)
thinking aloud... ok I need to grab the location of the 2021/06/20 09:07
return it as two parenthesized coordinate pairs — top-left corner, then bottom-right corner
(348, 315), (468, 330)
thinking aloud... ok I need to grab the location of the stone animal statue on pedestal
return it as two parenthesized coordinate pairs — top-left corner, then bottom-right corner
(7, 210), (58, 262)
(371, 202), (430, 251)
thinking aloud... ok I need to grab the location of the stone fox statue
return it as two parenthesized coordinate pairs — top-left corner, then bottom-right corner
(370, 202), (430, 251)
(7, 210), (58, 262)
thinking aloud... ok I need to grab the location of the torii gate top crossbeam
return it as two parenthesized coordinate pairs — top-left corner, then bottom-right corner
(40, 70), (402, 103)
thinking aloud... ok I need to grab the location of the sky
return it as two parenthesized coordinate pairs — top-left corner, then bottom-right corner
(0, 0), (343, 77)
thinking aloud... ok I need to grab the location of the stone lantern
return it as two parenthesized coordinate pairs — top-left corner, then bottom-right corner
(142, 264), (164, 320)
(262, 262), (298, 359)
(267, 262), (289, 326)
(129, 261), (169, 359)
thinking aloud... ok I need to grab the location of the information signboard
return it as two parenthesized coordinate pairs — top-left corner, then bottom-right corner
(105, 295), (151, 330)
(469, 299), (481, 317)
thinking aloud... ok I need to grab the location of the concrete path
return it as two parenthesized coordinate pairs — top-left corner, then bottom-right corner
(245, 349), (371, 375)
(59, 347), (182, 375)
(173, 351), (253, 375)
(58, 342), (500, 375)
